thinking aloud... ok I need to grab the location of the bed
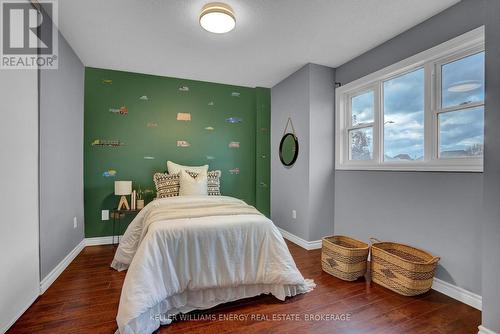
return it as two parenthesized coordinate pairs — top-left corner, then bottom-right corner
(111, 195), (315, 334)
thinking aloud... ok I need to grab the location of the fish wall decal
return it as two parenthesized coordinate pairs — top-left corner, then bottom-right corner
(177, 140), (191, 147)
(143, 156), (155, 160)
(206, 155), (215, 160)
(176, 113), (191, 121)
(179, 86), (189, 92)
(147, 122), (158, 128)
(204, 126), (214, 131)
(109, 106), (128, 115)
(102, 79), (112, 85)
(102, 169), (117, 177)
(229, 168), (240, 175)
(139, 95), (149, 100)
(226, 117), (243, 124)
(231, 92), (241, 97)
(228, 141), (240, 148)
(92, 139), (124, 147)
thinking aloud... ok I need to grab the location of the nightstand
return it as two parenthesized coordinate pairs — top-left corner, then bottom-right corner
(111, 209), (141, 245)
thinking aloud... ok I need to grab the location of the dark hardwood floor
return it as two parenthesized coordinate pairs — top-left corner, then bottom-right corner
(7, 241), (480, 334)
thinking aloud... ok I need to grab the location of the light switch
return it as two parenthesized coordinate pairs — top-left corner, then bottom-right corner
(73, 217), (78, 229)
(102, 210), (109, 221)
(292, 210), (297, 219)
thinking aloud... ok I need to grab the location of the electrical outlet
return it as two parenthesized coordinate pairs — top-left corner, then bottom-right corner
(101, 210), (109, 221)
(73, 217), (78, 229)
(292, 210), (297, 219)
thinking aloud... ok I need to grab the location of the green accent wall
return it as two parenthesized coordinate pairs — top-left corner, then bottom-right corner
(84, 67), (270, 237)
(255, 88), (271, 217)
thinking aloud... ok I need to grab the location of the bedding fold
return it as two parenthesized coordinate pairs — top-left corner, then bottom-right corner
(111, 196), (314, 334)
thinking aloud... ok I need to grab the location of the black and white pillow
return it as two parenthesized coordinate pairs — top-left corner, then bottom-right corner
(153, 173), (180, 198)
(186, 170), (221, 196)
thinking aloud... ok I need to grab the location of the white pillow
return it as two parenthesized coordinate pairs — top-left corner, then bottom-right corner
(179, 170), (208, 196)
(167, 161), (209, 175)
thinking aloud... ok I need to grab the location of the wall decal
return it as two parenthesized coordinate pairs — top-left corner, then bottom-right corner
(261, 154), (267, 159)
(204, 126), (215, 131)
(143, 156), (155, 160)
(231, 92), (241, 97)
(226, 117), (243, 124)
(176, 112), (192, 121)
(102, 169), (117, 178)
(139, 95), (149, 101)
(229, 168), (240, 175)
(109, 106), (128, 115)
(84, 67), (271, 238)
(179, 86), (190, 92)
(91, 139), (124, 147)
(260, 127), (268, 132)
(229, 141), (240, 148)
(259, 182), (268, 188)
(102, 79), (113, 85)
(177, 140), (191, 147)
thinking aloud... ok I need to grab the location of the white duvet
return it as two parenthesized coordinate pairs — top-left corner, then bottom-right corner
(111, 196), (314, 334)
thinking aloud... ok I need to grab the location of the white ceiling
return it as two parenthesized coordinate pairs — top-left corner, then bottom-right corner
(57, 0), (460, 88)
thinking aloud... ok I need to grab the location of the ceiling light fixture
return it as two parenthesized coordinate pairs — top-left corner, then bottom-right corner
(447, 80), (482, 93)
(199, 2), (235, 34)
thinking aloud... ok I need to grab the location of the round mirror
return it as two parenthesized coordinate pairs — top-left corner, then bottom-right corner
(279, 133), (299, 167)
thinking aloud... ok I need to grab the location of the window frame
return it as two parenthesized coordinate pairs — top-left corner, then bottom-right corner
(335, 26), (485, 172)
(346, 86), (378, 163)
(434, 47), (485, 161)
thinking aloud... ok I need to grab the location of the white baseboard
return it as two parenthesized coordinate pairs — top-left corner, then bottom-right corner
(277, 227), (322, 250)
(84, 236), (114, 246)
(432, 277), (482, 310)
(1, 294), (39, 334)
(33, 231), (484, 328)
(84, 235), (121, 246)
(277, 227), (483, 311)
(478, 325), (498, 334)
(39, 239), (86, 294)
(39, 236), (119, 295)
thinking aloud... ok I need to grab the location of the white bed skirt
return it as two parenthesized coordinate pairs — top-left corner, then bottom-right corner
(117, 279), (315, 334)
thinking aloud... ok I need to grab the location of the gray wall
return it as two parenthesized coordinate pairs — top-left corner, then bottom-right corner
(0, 54), (40, 333)
(334, 0), (500, 331)
(308, 64), (335, 240)
(39, 30), (85, 280)
(334, 0), (485, 296)
(271, 64), (334, 241)
(271, 65), (311, 240)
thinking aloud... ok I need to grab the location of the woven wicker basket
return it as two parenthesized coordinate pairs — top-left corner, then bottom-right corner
(322, 236), (369, 281)
(370, 238), (440, 296)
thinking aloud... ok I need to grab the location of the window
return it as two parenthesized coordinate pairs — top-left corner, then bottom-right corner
(383, 68), (425, 161)
(349, 91), (374, 160)
(336, 27), (485, 172)
(438, 51), (485, 158)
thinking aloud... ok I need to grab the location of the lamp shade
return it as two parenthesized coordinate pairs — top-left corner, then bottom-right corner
(114, 181), (132, 196)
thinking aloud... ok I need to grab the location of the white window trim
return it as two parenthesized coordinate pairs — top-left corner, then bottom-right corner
(335, 26), (485, 172)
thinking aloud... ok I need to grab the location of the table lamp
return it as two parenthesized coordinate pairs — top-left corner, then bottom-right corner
(115, 181), (132, 211)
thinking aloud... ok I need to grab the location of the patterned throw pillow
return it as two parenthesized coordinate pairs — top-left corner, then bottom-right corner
(153, 173), (180, 198)
(186, 170), (221, 196)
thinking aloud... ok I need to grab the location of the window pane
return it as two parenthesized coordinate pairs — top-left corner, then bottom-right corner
(349, 127), (373, 160)
(442, 52), (485, 109)
(351, 91), (374, 126)
(383, 69), (425, 161)
(439, 107), (484, 158)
